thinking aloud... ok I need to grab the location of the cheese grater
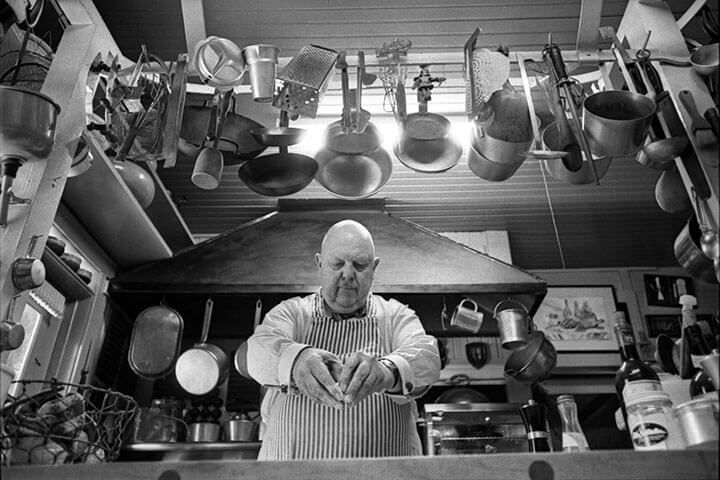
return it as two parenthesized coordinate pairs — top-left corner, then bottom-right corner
(273, 44), (339, 118)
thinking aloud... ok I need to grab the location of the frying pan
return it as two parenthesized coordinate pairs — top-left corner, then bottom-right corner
(237, 145), (318, 196)
(393, 82), (461, 173)
(250, 109), (306, 147)
(178, 105), (267, 166)
(128, 304), (184, 379)
(314, 146), (392, 199)
(175, 298), (229, 395)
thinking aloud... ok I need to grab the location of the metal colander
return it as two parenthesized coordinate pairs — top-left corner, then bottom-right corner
(273, 44), (338, 118)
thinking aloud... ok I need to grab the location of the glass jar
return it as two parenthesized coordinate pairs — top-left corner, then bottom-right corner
(625, 390), (682, 450)
(133, 398), (185, 443)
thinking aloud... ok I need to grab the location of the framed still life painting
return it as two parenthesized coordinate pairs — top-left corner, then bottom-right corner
(532, 286), (618, 351)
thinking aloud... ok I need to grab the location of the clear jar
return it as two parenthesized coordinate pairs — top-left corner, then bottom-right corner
(672, 393), (719, 450)
(625, 390), (682, 450)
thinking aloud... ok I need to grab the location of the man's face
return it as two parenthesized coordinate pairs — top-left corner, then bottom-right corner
(316, 232), (379, 313)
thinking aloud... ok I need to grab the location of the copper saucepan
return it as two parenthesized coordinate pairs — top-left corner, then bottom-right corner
(175, 298), (229, 395)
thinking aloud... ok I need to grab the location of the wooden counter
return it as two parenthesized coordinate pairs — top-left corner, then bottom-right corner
(1, 449), (718, 480)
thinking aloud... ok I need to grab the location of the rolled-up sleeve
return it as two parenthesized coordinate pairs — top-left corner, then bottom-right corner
(381, 299), (441, 402)
(247, 297), (311, 389)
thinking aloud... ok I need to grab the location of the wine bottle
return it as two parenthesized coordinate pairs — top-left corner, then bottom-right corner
(613, 312), (660, 423)
(685, 323), (716, 397)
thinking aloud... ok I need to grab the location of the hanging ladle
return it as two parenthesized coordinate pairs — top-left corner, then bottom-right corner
(632, 35), (689, 171)
(693, 187), (720, 261)
(517, 52), (567, 160)
(543, 37), (597, 181)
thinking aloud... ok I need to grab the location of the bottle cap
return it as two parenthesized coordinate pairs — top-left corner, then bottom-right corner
(679, 294), (697, 309)
(557, 394), (575, 404)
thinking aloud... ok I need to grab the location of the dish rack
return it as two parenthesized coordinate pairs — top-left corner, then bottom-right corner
(273, 44), (339, 118)
(0, 379), (137, 466)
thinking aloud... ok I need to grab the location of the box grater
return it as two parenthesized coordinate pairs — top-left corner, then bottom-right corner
(273, 44), (339, 118)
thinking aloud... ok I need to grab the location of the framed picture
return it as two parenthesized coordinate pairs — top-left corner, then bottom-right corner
(643, 274), (695, 307)
(644, 314), (682, 338)
(645, 314), (715, 339)
(533, 286), (618, 351)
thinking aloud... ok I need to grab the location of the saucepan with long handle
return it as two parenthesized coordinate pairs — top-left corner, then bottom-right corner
(175, 298), (229, 395)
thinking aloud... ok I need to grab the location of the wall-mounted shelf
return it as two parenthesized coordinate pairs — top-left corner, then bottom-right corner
(41, 247), (94, 300)
(62, 132), (174, 270)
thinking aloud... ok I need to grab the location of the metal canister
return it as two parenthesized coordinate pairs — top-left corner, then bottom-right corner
(223, 412), (258, 442)
(672, 393), (720, 450)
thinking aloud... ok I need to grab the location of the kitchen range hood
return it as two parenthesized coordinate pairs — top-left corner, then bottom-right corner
(110, 199), (546, 313)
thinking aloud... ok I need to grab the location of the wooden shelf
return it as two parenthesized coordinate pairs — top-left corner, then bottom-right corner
(62, 132), (174, 270)
(41, 247), (94, 300)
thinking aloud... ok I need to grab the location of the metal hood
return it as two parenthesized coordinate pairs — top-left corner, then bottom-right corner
(110, 199), (546, 311)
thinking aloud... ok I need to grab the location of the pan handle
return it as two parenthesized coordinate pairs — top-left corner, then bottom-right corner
(200, 298), (214, 343)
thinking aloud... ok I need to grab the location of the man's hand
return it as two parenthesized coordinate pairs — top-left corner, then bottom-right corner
(291, 348), (345, 409)
(338, 352), (395, 406)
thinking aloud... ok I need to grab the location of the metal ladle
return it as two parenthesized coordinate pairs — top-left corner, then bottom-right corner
(694, 187), (720, 261)
(633, 43), (689, 171)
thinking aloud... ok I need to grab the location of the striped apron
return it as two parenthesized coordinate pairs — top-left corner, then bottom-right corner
(258, 294), (419, 460)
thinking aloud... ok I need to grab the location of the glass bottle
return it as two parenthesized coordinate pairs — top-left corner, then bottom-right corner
(678, 295), (699, 379)
(613, 312), (661, 423)
(519, 399), (552, 453)
(556, 394), (589, 452)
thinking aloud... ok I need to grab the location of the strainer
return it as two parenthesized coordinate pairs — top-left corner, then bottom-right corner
(464, 31), (510, 117)
(273, 44), (339, 118)
(193, 36), (246, 91)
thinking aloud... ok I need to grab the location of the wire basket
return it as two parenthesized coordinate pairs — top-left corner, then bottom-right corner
(0, 380), (137, 466)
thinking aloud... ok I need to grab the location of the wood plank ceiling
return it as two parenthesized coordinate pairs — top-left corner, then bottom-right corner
(90, 0), (717, 271)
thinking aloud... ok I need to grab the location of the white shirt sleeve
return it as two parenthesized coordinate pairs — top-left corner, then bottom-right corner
(380, 298), (441, 402)
(246, 296), (312, 389)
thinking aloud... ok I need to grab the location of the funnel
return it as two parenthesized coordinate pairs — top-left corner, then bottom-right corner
(0, 86), (60, 225)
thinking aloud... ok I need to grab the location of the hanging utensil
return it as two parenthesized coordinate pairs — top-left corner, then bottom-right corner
(240, 111), (318, 197)
(393, 69), (462, 173)
(0, 86), (60, 226)
(175, 298), (229, 395)
(354, 51), (372, 134)
(693, 187), (720, 261)
(235, 299), (263, 379)
(517, 52), (567, 160)
(323, 52), (381, 154)
(250, 109), (306, 147)
(129, 302), (184, 379)
(543, 37), (593, 178)
(191, 90), (232, 190)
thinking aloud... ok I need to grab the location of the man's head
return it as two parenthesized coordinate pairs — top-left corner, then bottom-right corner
(316, 220), (380, 314)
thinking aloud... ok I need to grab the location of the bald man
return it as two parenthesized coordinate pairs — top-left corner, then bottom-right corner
(246, 220), (440, 460)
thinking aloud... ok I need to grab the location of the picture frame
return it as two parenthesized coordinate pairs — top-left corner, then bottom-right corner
(644, 314), (682, 338)
(533, 286), (618, 351)
(643, 274), (695, 307)
(644, 314), (715, 339)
